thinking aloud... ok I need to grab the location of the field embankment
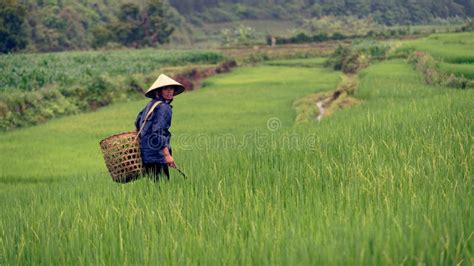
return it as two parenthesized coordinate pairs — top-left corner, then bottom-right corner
(399, 32), (474, 85)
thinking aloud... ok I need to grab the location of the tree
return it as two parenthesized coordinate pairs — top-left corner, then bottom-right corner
(0, 0), (27, 53)
(107, 0), (175, 47)
(142, 0), (175, 45)
(110, 3), (143, 46)
(455, 0), (474, 16)
(345, 0), (370, 17)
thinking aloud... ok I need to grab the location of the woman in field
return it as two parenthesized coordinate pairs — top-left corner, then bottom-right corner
(134, 74), (185, 181)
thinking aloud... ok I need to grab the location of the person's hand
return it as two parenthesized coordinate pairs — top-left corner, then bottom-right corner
(165, 155), (176, 168)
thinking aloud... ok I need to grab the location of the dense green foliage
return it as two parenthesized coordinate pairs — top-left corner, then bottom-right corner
(0, 57), (472, 264)
(93, 0), (175, 48)
(170, 0), (473, 24)
(0, 0), (473, 52)
(324, 40), (390, 74)
(1, 0), (179, 52)
(0, 49), (223, 91)
(0, 1), (27, 53)
(0, 49), (223, 130)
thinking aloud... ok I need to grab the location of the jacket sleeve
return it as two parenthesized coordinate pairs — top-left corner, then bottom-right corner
(135, 110), (144, 131)
(150, 105), (170, 150)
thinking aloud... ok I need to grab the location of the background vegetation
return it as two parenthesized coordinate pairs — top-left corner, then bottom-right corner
(0, 49), (223, 130)
(1, 0), (180, 52)
(1, 0), (473, 52)
(170, 0), (474, 25)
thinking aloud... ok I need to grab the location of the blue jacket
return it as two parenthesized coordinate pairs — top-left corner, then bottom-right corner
(135, 96), (173, 164)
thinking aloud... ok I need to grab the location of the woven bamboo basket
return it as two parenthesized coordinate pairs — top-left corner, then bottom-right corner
(100, 132), (142, 183)
(99, 101), (161, 183)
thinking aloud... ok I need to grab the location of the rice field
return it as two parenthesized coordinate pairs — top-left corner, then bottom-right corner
(0, 49), (223, 91)
(0, 34), (473, 264)
(400, 32), (474, 79)
(439, 62), (474, 79)
(401, 32), (474, 63)
(1, 62), (472, 265)
(262, 57), (326, 67)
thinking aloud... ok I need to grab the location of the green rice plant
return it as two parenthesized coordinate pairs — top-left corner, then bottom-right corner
(401, 32), (474, 64)
(0, 49), (225, 131)
(263, 58), (326, 68)
(439, 62), (474, 79)
(0, 59), (472, 265)
(400, 32), (474, 83)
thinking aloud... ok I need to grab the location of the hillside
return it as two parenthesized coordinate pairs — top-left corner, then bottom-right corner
(1, 0), (473, 52)
(170, 0), (474, 24)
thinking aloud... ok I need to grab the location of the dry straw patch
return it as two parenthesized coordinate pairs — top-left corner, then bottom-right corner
(293, 75), (361, 123)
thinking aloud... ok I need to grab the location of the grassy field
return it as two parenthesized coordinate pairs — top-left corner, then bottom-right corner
(401, 32), (474, 63)
(0, 65), (340, 179)
(400, 32), (474, 79)
(0, 49), (226, 131)
(263, 58), (326, 68)
(439, 62), (474, 79)
(0, 51), (473, 265)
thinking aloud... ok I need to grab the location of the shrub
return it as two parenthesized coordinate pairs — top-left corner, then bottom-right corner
(332, 32), (346, 40)
(324, 45), (352, 70)
(292, 33), (312, 44)
(353, 40), (391, 59)
(325, 41), (392, 74)
(445, 73), (469, 89)
(312, 33), (329, 42)
(390, 46), (415, 59)
(324, 45), (368, 74)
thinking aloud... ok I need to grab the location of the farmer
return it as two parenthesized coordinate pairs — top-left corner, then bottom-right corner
(135, 74), (185, 181)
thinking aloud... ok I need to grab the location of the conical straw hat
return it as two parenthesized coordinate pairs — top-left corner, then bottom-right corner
(145, 74), (185, 98)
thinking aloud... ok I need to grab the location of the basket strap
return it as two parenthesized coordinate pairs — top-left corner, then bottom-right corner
(137, 101), (162, 137)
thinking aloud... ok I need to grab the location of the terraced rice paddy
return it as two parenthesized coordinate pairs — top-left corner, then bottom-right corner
(401, 32), (474, 79)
